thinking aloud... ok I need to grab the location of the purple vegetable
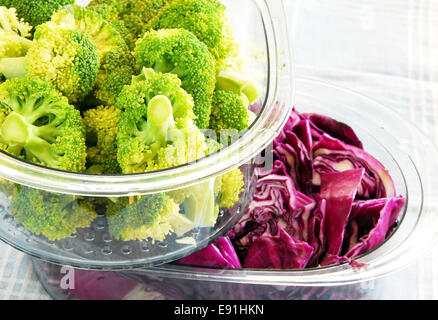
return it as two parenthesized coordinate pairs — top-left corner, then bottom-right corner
(343, 196), (406, 259)
(274, 130), (313, 193)
(69, 270), (139, 300)
(230, 160), (315, 257)
(243, 228), (314, 269)
(177, 237), (241, 268)
(319, 169), (364, 261)
(312, 134), (396, 199)
(173, 108), (405, 271)
(304, 113), (364, 149)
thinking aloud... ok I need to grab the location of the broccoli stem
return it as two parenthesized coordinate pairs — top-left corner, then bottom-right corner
(0, 56), (27, 79)
(145, 94), (174, 146)
(216, 70), (260, 104)
(1, 112), (29, 145)
(1, 111), (58, 166)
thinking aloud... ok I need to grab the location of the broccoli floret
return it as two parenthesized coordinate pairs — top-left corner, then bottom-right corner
(146, 0), (238, 71)
(116, 68), (208, 174)
(0, 17), (101, 104)
(106, 193), (193, 242)
(83, 105), (122, 174)
(210, 89), (251, 136)
(88, 0), (171, 50)
(216, 69), (261, 104)
(0, 6), (32, 79)
(214, 168), (244, 209)
(49, 5), (136, 105)
(134, 28), (216, 129)
(10, 186), (97, 241)
(169, 179), (218, 228)
(0, 0), (75, 28)
(116, 68), (195, 120)
(0, 178), (17, 198)
(0, 77), (87, 172)
(117, 95), (207, 174)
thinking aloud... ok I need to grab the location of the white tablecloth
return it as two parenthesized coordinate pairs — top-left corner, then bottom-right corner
(1, 0), (438, 299)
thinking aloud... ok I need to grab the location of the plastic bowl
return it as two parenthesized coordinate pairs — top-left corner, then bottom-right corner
(32, 79), (438, 300)
(0, 0), (294, 269)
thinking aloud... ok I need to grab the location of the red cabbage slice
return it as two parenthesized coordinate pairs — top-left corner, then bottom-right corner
(319, 168), (365, 261)
(313, 134), (396, 199)
(274, 130), (313, 193)
(230, 161), (316, 258)
(69, 270), (139, 300)
(306, 197), (327, 267)
(243, 228), (314, 269)
(343, 196), (406, 259)
(304, 113), (364, 149)
(177, 237), (242, 268)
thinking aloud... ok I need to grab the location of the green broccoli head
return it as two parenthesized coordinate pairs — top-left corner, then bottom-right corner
(0, 77), (87, 172)
(214, 168), (244, 209)
(117, 93), (207, 174)
(169, 179), (218, 228)
(49, 5), (136, 106)
(0, 6), (33, 79)
(22, 24), (100, 104)
(83, 105), (122, 174)
(210, 89), (251, 136)
(146, 0), (238, 72)
(106, 193), (189, 242)
(116, 68), (195, 120)
(11, 186), (97, 241)
(116, 68), (207, 174)
(134, 28), (216, 129)
(88, 0), (171, 51)
(0, 0), (75, 28)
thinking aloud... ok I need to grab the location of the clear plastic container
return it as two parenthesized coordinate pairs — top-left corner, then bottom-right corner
(32, 79), (438, 300)
(0, 0), (294, 269)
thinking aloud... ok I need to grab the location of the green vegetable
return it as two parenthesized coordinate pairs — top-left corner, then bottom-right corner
(88, 0), (171, 50)
(106, 193), (193, 242)
(0, 77), (87, 172)
(11, 186), (97, 240)
(83, 105), (122, 174)
(146, 0), (238, 72)
(214, 168), (245, 209)
(210, 89), (251, 136)
(0, 6), (33, 78)
(134, 28), (216, 129)
(116, 68), (207, 174)
(169, 179), (218, 228)
(49, 5), (136, 105)
(3, 23), (100, 104)
(0, 0), (75, 28)
(216, 69), (261, 104)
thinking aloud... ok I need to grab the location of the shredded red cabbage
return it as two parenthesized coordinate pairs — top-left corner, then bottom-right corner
(179, 108), (405, 270)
